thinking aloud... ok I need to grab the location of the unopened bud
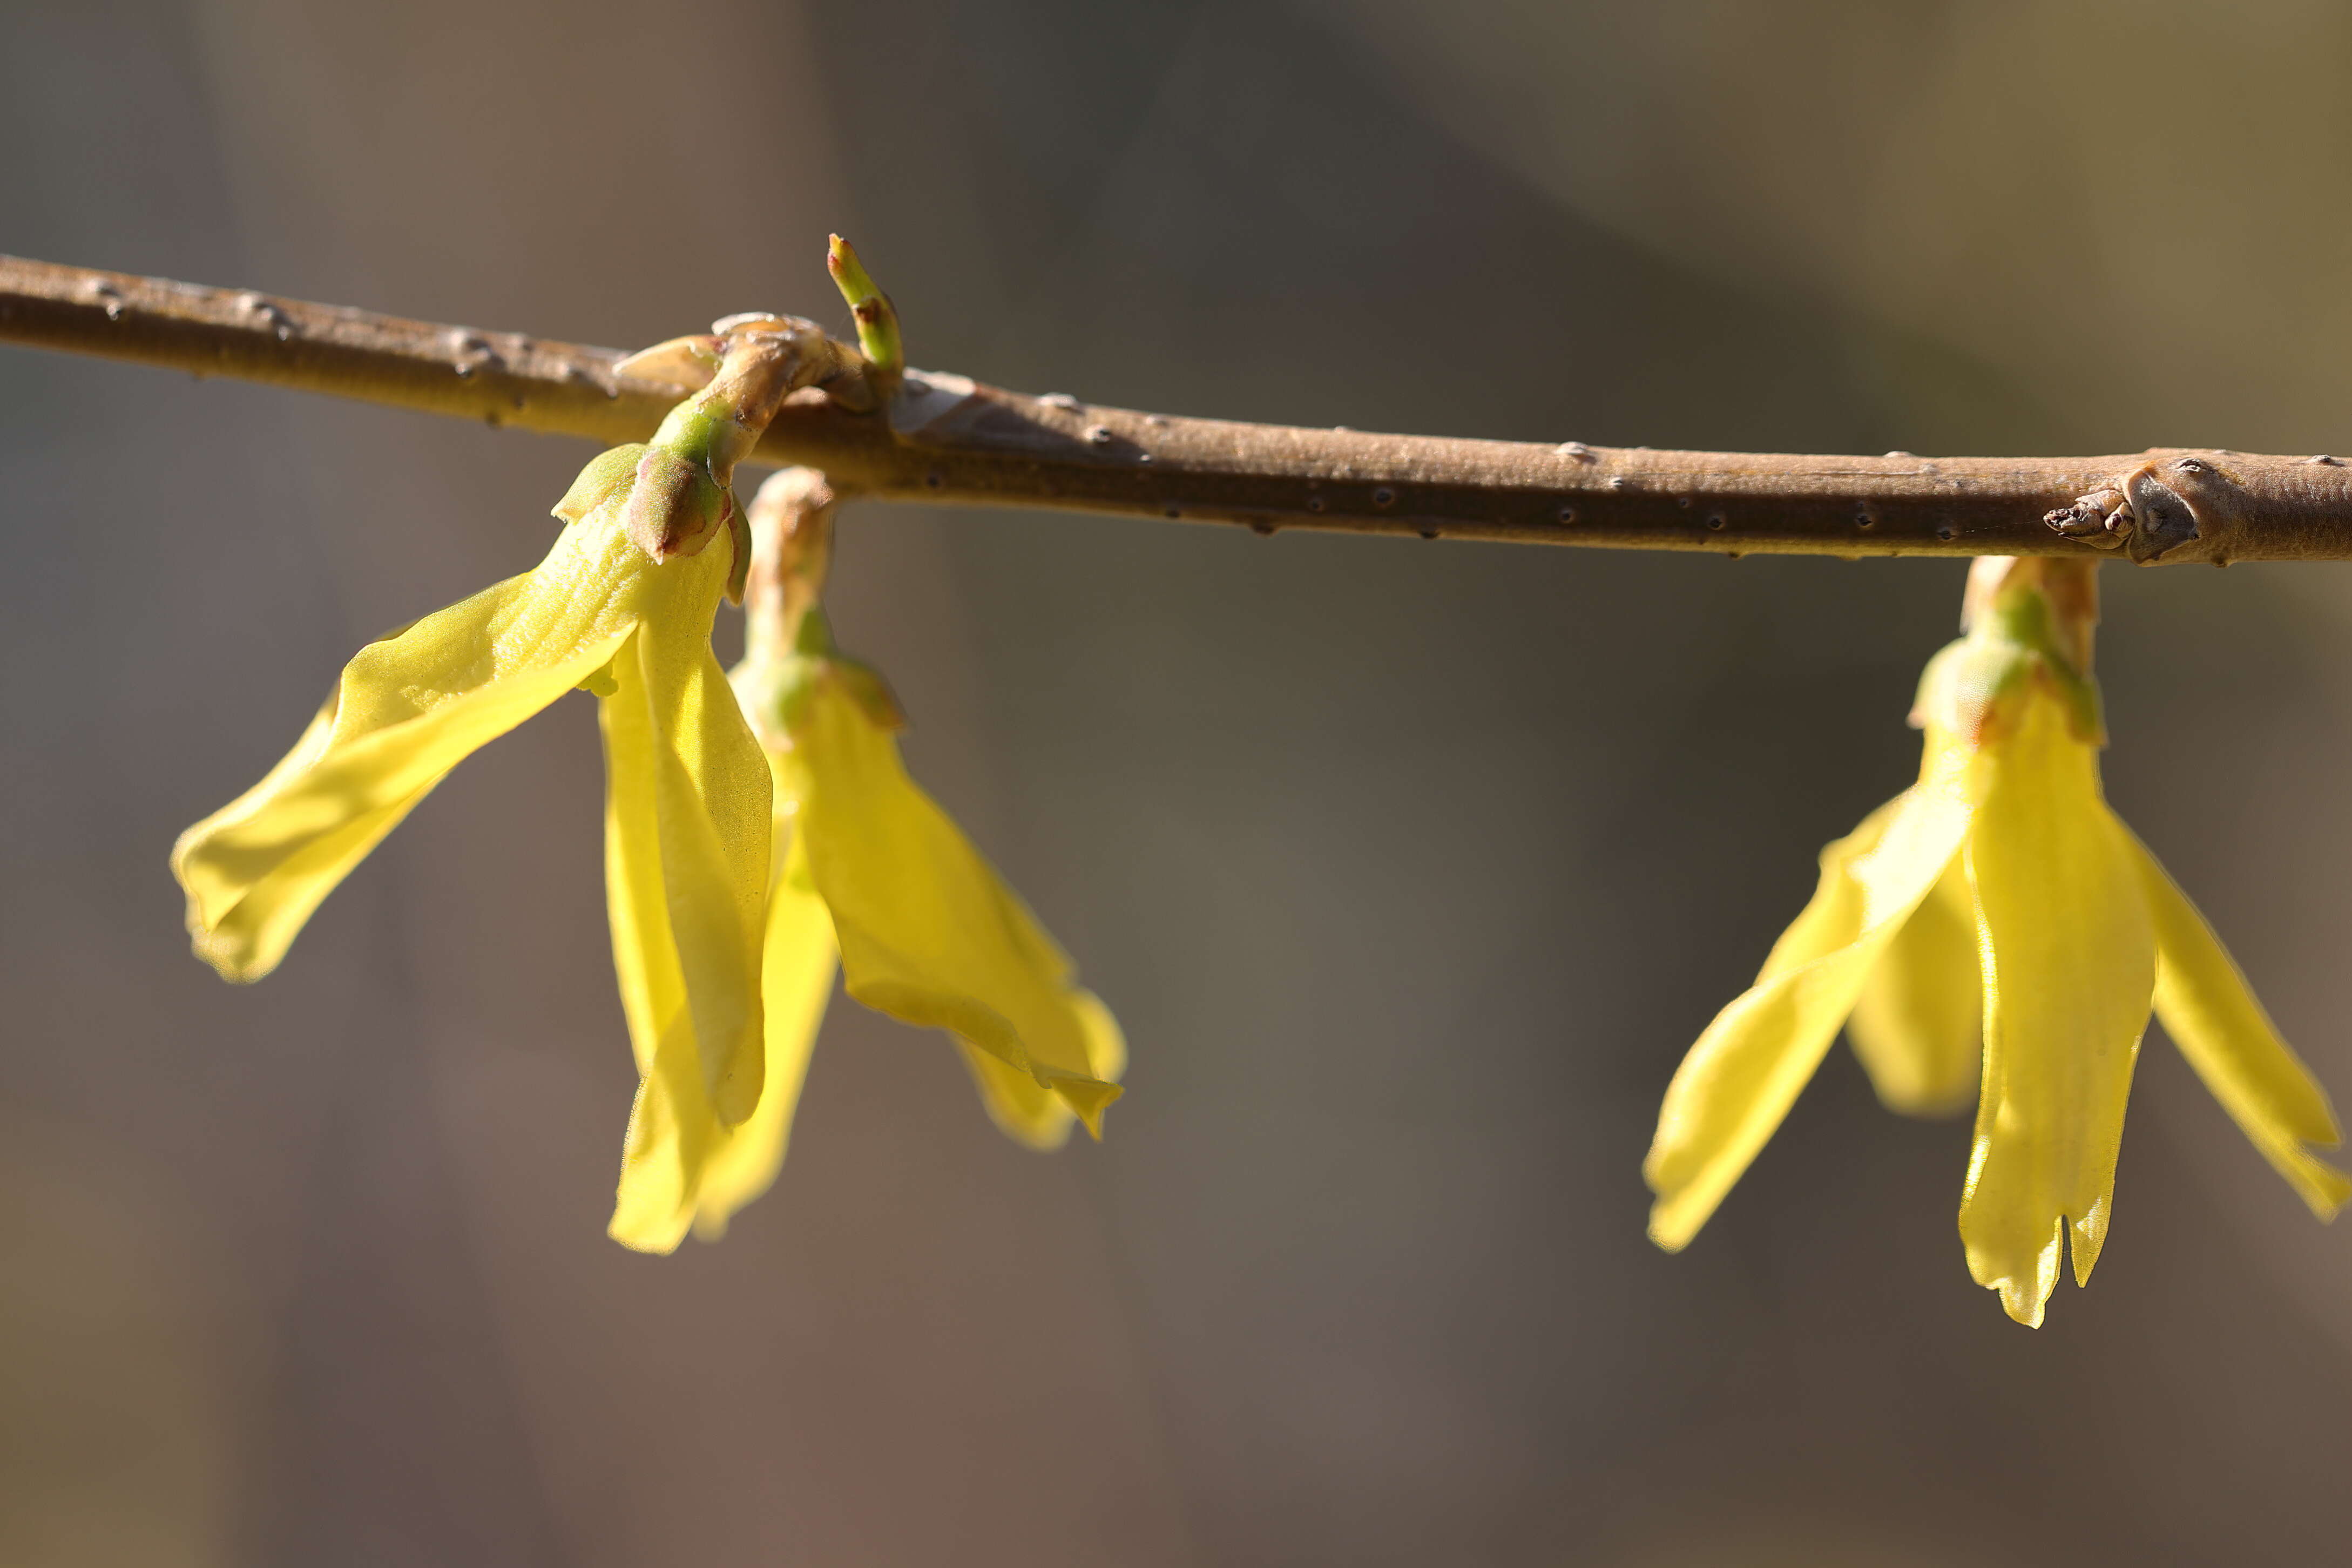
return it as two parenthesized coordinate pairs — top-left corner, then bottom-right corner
(620, 444), (734, 563)
(550, 441), (748, 601)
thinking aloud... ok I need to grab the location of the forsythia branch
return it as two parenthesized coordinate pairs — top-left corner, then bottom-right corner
(7, 252), (2352, 563)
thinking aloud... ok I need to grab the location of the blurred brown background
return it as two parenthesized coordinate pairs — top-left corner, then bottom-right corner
(4, 2), (2349, 1563)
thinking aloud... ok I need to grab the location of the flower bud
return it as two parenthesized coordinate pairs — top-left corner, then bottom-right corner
(619, 444), (734, 563)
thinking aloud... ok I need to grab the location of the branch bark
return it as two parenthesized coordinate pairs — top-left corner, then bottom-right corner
(8, 253), (2351, 564)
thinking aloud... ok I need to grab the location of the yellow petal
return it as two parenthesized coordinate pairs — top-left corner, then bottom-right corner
(612, 576), (773, 1127)
(691, 827), (837, 1241)
(598, 626), (769, 1193)
(1646, 776), (1972, 1251)
(1959, 694), (2154, 1327)
(782, 676), (1125, 1134)
(605, 1050), (711, 1254)
(172, 506), (680, 981)
(2125, 830), (2351, 1219)
(602, 647), (718, 1253)
(1747, 795), (1910, 984)
(955, 989), (1127, 1149)
(606, 704), (823, 1254)
(1848, 855), (1982, 1118)
(600, 650), (680, 1083)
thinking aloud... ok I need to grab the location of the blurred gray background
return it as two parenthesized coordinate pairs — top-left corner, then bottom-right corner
(4, 2), (2349, 1564)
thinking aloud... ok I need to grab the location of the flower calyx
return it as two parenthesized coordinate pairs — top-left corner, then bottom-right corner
(584, 310), (882, 599)
(1912, 555), (2104, 747)
(731, 606), (905, 752)
(548, 437), (747, 599)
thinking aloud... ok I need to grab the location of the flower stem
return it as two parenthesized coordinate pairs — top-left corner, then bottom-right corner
(1964, 556), (2100, 675)
(741, 468), (836, 667)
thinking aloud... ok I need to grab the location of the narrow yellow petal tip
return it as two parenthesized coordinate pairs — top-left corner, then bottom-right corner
(1996, 1284), (2046, 1329)
(2277, 1153), (2352, 1222)
(2069, 1197), (2110, 1288)
(1043, 1072), (1124, 1139)
(1645, 1208), (1695, 1255)
(1968, 1214), (2065, 1328)
(187, 930), (271, 985)
(606, 1210), (690, 1256)
(709, 1059), (763, 1130)
(2310, 1167), (2352, 1219)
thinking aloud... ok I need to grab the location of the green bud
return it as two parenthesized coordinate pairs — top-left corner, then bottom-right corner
(619, 444), (733, 563)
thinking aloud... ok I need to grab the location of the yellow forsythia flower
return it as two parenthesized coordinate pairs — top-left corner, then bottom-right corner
(1645, 556), (2348, 1326)
(174, 437), (775, 1212)
(608, 471), (1125, 1252)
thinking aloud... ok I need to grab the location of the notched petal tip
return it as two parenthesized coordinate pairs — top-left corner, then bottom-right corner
(1967, 1213), (2064, 1329)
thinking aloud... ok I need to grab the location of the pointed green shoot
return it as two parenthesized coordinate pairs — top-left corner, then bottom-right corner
(826, 234), (903, 396)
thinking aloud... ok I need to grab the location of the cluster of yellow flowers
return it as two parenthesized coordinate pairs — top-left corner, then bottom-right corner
(166, 252), (2343, 1324)
(172, 308), (1120, 1255)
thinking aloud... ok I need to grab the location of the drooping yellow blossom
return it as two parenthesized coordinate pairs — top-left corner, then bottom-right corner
(176, 316), (869, 1243)
(608, 469), (1126, 1251)
(172, 441), (772, 1112)
(1645, 556), (2348, 1326)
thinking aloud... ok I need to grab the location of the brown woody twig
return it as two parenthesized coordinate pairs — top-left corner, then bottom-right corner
(7, 253), (2351, 564)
